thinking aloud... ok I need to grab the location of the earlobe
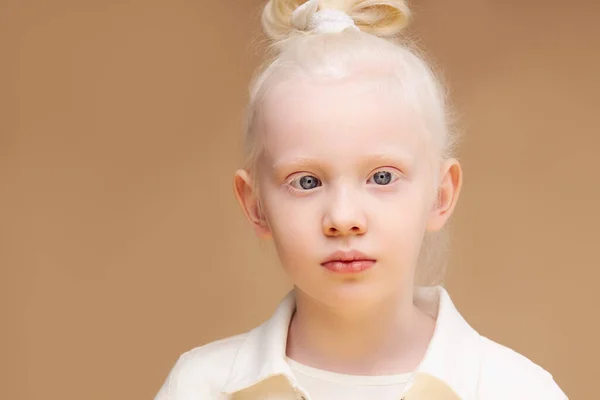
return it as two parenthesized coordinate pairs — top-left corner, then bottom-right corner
(233, 169), (272, 239)
(426, 159), (463, 232)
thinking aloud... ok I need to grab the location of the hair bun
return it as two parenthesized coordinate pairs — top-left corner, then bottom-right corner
(350, 0), (411, 37)
(262, 0), (411, 42)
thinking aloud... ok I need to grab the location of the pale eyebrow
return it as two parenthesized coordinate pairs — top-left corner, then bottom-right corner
(363, 150), (415, 169)
(271, 157), (325, 180)
(271, 150), (415, 180)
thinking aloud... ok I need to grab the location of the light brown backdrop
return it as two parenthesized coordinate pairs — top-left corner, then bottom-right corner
(1, 1), (598, 399)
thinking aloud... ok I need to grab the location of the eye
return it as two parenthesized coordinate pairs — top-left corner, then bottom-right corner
(289, 175), (322, 190)
(368, 170), (399, 185)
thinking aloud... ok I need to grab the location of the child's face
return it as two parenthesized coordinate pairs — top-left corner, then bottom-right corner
(236, 78), (459, 309)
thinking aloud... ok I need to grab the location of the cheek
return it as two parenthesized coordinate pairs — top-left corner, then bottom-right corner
(371, 188), (432, 250)
(378, 200), (428, 234)
(261, 190), (321, 261)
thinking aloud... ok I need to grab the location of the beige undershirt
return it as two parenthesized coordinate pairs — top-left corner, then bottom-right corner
(287, 357), (413, 400)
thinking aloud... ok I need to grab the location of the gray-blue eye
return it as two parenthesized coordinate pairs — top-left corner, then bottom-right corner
(293, 175), (321, 190)
(370, 170), (394, 185)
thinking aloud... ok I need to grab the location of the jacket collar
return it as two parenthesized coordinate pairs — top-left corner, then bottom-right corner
(222, 286), (481, 399)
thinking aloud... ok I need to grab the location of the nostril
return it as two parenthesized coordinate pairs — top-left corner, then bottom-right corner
(350, 225), (364, 234)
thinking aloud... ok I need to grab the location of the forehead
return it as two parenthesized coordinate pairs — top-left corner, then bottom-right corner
(259, 79), (427, 163)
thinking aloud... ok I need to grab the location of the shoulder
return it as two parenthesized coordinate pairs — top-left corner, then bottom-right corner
(476, 335), (567, 399)
(178, 333), (248, 381)
(154, 333), (248, 400)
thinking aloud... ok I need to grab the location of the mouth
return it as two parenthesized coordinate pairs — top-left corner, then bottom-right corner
(320, 250), (376, 274)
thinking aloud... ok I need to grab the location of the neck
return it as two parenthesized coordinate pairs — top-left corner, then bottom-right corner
(286, 287), (435, 376)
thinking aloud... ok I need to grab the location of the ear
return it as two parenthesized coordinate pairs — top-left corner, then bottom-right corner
(426, 158), (463, 232)
(233, 169), (272, 239)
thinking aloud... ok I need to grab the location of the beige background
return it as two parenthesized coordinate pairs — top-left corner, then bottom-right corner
(1, 0), (598, 399)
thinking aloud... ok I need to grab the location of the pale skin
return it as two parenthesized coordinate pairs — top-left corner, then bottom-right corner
(234, 77), (462, 376)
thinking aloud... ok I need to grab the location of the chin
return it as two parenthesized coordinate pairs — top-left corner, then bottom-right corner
(303, 278), (391, 310)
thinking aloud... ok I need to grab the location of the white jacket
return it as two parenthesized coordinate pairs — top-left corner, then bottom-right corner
(154, 286), (567, 399)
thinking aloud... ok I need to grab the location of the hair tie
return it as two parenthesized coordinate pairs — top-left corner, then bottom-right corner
(291, 0), (359, 34)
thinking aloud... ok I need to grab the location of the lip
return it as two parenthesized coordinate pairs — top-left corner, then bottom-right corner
(320, 250), (376, 274)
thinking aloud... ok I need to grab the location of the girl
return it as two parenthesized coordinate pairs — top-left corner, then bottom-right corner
(154, 0), (567, 398)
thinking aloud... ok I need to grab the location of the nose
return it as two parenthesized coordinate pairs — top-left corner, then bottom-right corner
(322, 185), (367, 237)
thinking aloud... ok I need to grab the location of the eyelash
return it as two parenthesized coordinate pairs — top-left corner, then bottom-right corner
(286, 169), (401, 191)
